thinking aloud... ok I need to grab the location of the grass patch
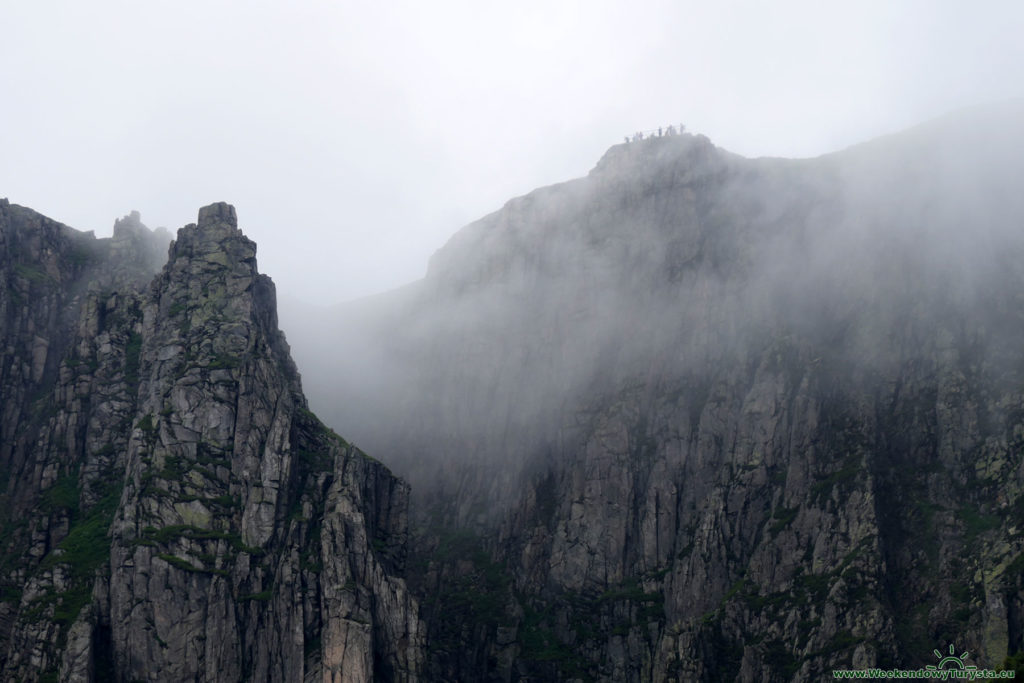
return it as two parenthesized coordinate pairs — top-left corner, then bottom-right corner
(240, 589), (273, 601)
(68, 245), (95, 266)
(14, 263), (53, 285)
(762, 639), (800, 678)
(156, 553), (226, 575)
(811, 460), (860, 505)
(598, 578), (663, 606)
(769, 506), (799, 536)
(811, 629), (861, 658)
(136, 414), (157, 434)
(958, 506), (1000, 541)
(43, 487), (121, 577)
(208, 354), (241, 371)
(297, 449), (332, 470)
(36, 481), (123, 629)
(139, 524), (264, 557)
(42, 470), (80, 512)
(124, 333), (143, 386)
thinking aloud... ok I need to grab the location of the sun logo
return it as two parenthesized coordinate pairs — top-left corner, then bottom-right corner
(925, 644), (978, 672)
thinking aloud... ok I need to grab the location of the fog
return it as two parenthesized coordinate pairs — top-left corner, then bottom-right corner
(2, 2), (1023, 308)
(4, 2), (1024, 521)
(278, 103), (1024, 522)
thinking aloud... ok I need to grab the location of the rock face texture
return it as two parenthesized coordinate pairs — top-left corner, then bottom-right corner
(0, 201), (420, 681)
(6, 103), (1024, 682)
(292, 103), (1024, 680)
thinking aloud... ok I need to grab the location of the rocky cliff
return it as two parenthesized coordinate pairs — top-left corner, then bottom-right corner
(0, 201), (421, 682)
(6, 103), (1024, 682)
(293, 102), (1024, 680)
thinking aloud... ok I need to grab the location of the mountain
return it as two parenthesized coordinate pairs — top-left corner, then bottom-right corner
(5, 102), (1024, 682)
(287, 101), (1024, 680)
(0, 202), (420, 681)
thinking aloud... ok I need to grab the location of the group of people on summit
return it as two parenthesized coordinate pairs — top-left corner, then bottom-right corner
(625, 124), (685, 143)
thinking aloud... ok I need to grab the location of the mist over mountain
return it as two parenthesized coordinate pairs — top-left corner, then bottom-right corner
(292, 102), (1024, 510)
(283, 101), (1024, 679)
(2, 102), (1024, 681)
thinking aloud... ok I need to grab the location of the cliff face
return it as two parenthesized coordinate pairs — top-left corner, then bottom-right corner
(0, 201), (421, 682)
(6, 104), (1024, 681)
(294, 103), (1024, 680)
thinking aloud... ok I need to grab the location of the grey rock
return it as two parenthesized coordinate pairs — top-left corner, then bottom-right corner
(293, 103), (1024, 681)
(0, 201), (421, 681)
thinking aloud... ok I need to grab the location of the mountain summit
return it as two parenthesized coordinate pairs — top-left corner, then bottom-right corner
(290, 103), (1024, 680)
(0, 202), (420, 682)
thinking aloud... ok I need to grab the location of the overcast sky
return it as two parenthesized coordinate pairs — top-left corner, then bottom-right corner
(2, 1), (1022, 304)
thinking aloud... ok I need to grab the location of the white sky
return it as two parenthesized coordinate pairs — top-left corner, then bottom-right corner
(2, 1), (1022, 304)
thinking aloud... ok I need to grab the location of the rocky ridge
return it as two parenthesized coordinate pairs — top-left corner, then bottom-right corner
(0, 201), (421, 682)
(294, 104), (1024, 680)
